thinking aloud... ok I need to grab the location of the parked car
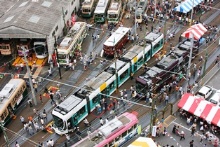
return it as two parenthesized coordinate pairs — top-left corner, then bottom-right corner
(196, 85), (213, 99)
(209, 90), (220, 107)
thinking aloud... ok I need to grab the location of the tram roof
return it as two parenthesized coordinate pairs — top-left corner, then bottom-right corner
(94, 0), (109, 14)
(0, 0), (69, 38)
(123, 45), (144, 60)
(109, 59), (126, 70)
(73, 113), (131, 147)
(140, 66), (163, 79)
(85, 72), (113, 90)
(145, 32), (162, 42)
(0, 79), (25, 115)
(108, 2), (119, 11)
(55, 95), (83, 113)
(104, 27), (130, 46)
(156, 55), (178, 69)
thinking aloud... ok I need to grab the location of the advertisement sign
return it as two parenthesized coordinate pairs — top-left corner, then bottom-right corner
(151, 126), (157, 137)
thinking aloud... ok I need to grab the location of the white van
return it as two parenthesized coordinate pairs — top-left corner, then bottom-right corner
(209, 91), (220, 107)
(196, 85), (213, 99)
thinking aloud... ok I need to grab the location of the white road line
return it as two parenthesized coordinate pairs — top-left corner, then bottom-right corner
(171, 121), (203, 137)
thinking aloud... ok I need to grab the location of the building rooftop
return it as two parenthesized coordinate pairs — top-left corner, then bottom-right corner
(0, 0), (69, 38)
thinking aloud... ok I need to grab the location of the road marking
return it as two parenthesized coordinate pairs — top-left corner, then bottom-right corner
(42, 132), (49, 138)
(171, 121), (203, 137)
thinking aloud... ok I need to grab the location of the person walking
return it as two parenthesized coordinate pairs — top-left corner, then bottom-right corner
(165, 95), (169, 105)
(180, 131), (185, 140)
(50, 139), (54, 147)
(100, 117), (104, 126)
(191, 126), (196, 137)
(83, 118), (89, 127)
(42, 109), (47, 122)
(48, 68), (52, 76)
(27, 98), (33, 107)
(49, 93), (55, 105)
(189, 140), (194, 147)
(40, 118), (45, 129)
(15, 141), (20, 147)
(39, 94), (43, 104)
(20, 116), (25, 124)
(34, 121), (40, 132)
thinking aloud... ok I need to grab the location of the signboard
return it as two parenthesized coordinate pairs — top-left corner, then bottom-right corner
(151, 126), (157, 137)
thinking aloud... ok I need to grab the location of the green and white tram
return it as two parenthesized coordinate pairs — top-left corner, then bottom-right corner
(0, 79), (27, 126)
(94, 0), (110, 23)
(107, 1), (122, 24)
(52, 32), (164, 135)
(81, 0), (96, 18)
(57, 22), (87, 65)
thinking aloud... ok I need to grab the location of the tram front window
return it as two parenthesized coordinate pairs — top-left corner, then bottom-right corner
(108, 14), (117, 18)
(95, 14), (104, 18)
(83, 8), (90, 12)
(58, 54), (66, 59)
(35, 45), (45, 55)
(136, 82), (145, 93)
(53, 115), (65, 129)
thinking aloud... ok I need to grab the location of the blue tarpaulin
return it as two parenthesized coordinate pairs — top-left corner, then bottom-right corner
(174, 0), (204, 13)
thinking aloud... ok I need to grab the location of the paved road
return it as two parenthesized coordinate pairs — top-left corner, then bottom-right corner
(5, 4), (220, 146)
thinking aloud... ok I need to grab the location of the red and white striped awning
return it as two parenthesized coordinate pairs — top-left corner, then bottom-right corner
(178, 93), (220, 127)
(181, 23), (207, 40)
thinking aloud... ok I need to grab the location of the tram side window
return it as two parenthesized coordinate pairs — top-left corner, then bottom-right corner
(133, 124), (137, 130)
(1, 110), (8, 121)
(153, 42), (160, 51)
(128, 127), (133, 134)
(119, 69), (129, 81)
(122, 131), (127, 137)
(92, 96), (100, 104)
(109, 141), (114, 147)
(109, 81), (115, 89)
(78, 107), (86, 116)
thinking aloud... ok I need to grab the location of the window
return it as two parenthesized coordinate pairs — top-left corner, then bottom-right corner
(1, 109), (8, 121)
(92, 96), (99, 104)
(122, 131), (127, 137)
(119, 69), (129, 81)
(65, 10), (68, 15)
(78, 107), (86, 116)
(128, 127), (132, 133)
(52, 31), (55, 36)
(55, 26), (58, 31)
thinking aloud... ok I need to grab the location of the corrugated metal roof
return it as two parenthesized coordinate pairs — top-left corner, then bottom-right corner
(0, 0), (70, 38)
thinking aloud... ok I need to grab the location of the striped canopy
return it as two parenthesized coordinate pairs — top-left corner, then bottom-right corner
(181, 23), (207, 40)
(174, 0), (204, 13)
(178, 93), (220, 127)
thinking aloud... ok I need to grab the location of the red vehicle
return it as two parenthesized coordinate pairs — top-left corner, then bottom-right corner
(103, 27), (130, 57)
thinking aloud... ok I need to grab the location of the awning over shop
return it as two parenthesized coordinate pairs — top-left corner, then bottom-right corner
(174, 0), (204, 13)
(181, 23), (207, 40)
(178, 93), (220, 127)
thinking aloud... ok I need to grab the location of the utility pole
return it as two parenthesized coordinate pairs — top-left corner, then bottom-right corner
(186, 34), (193, 90)
(190, 0), (194, 26)
(202, 50), (208, 77)
(150, 99), (156, 135)
(0, 122), (9, 147)
(54, 36), (62, 79)
(22, 47), (37, 106)
(62, 7), (67, 36)
(134, 1), (137, 36)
